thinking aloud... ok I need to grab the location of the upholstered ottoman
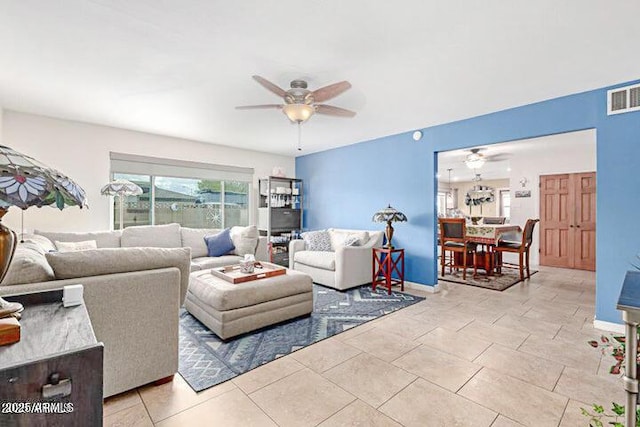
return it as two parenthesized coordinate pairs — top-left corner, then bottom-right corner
(184, 268), (314, 339)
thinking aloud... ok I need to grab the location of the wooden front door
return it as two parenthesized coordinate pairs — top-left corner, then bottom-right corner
(539, 172), (596, 270)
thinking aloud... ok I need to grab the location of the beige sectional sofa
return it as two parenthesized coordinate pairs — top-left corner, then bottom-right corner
(289, 228), (384, 290)
(0, 223), (268, 398)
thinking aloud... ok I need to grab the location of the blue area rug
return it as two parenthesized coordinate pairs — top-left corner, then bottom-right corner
(178, 284), (424, 392)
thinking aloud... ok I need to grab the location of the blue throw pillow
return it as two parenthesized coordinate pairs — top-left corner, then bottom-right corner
(204, 228), (235, 257)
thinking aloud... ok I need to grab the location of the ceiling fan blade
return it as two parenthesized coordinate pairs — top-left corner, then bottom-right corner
(235, 104), (283, 110)
(315, 104), (356, 117)
(252, 75), (287, 98)
(312, 81), (352, 103)
(486, 154), (512, 162)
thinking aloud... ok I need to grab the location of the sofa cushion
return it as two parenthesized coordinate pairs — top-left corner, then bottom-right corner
(190, 255), (243, 271)
(1, 241), (55, 286)
(229, 225), (259, 256)
(181, 227), (222, 258)
(294, 250), (336, 271)
(205, 229), (235, 257)
(301, 230), (332, 252)
(328, 229), (369, 250)
(55, 240), (98, 252)
(121, 223), (181, 248)
(45, 247), (192, 305)
(36, 230), (122, 248)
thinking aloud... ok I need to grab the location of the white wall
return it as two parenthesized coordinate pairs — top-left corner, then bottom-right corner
(454, 179), (510, 217)
(508, 129), (596, 266)
(2, 111), (295, 232)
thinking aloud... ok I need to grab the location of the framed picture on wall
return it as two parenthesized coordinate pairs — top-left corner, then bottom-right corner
(514, 190), (531, 198)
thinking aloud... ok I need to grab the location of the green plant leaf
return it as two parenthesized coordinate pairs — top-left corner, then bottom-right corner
(593, 418), (603, 427)
(612, 402), (625, 416)
(611, 422), (624, 427)
(594, 405), (605, 414)
(581, 407), (591, 416)
(55, 191), (64, 210)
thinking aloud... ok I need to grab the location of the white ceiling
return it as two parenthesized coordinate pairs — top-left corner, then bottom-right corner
(0, 1), (638, 156)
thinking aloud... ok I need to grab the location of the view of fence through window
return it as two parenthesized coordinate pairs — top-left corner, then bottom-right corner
(113, 173), (249, 229)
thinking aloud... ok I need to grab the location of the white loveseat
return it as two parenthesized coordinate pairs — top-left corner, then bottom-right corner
(289, 228), (384, 290)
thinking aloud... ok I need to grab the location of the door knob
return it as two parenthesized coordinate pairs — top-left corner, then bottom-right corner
(569, 225), (574, 228)
(576, 225), (581, 228)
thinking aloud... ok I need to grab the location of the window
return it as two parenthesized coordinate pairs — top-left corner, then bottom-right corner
(437, 192), (447, 216)
(112, 173), (151, 228)
(499, 190), (511, 219)
(437, 190), (456, 216)
(110, 153), (253, 230)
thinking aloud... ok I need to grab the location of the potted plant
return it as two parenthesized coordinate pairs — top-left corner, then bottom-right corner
(582, 332), (640, 426)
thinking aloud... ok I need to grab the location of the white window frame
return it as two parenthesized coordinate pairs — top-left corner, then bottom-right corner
(498, 188), (511, 220)
(110, 152), (253, 229)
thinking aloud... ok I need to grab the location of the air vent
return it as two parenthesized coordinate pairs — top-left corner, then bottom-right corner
(607, 83), (640, 115)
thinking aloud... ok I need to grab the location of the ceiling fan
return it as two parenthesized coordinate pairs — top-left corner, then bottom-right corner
(236, 75), (356, 122)
(464, 148), (510, 170)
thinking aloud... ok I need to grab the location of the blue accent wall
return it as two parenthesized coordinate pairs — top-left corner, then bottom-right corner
(296, 79), (640, 324)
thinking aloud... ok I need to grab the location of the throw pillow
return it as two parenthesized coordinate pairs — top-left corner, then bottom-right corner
(204, 229), (236, 257)
(229, 225), (259, 256)
(301, 230), (332, 251)
(36, 230), (122, 248)
(181, 227), (221, 258)
(55, 240), (98, 252)
(21, 233), (56, 252)
(328, 229), (369, 250)
(1, 241), (55, 285)
(343, 235), (360, 247)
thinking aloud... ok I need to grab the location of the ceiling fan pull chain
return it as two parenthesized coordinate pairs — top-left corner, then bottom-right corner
(297, 122), (302, 151)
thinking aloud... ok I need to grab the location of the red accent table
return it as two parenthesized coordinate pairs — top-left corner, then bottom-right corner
(372, 248), (405, 295)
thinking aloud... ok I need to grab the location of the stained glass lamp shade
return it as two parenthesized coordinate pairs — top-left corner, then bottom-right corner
(0, 145), (89, 319)
(372, 205), (408, 249)
(101, 179), (143, 230)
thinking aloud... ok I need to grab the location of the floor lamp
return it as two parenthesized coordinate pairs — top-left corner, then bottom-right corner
(101, 179), (143, 231)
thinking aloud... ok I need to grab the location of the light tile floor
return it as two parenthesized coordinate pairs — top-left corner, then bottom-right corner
(104, 266), (620, 427)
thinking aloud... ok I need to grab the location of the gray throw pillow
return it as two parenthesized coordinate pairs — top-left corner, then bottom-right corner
(1, 241), (55, 285)
(230, 225), (259, 256)
(301, 230), (332, 251)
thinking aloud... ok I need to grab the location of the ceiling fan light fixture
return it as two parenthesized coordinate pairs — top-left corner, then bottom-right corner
(282, 104), (315, 123)
(465, 153), (485, 170)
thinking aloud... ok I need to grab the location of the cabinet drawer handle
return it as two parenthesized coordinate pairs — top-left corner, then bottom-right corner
(42, 373), (72, 399)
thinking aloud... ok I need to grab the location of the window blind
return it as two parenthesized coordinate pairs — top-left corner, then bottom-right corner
(110, 152), (254, 182)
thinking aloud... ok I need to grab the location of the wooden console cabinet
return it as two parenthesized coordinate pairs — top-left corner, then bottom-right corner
(0, 290), (104, 426)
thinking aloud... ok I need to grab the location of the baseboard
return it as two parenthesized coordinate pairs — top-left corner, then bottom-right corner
(405, 281), (440, 293)
(593, 319), (625, 334)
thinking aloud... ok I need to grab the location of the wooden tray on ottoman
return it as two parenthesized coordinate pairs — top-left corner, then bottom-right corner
(211, 262), (287, 284)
